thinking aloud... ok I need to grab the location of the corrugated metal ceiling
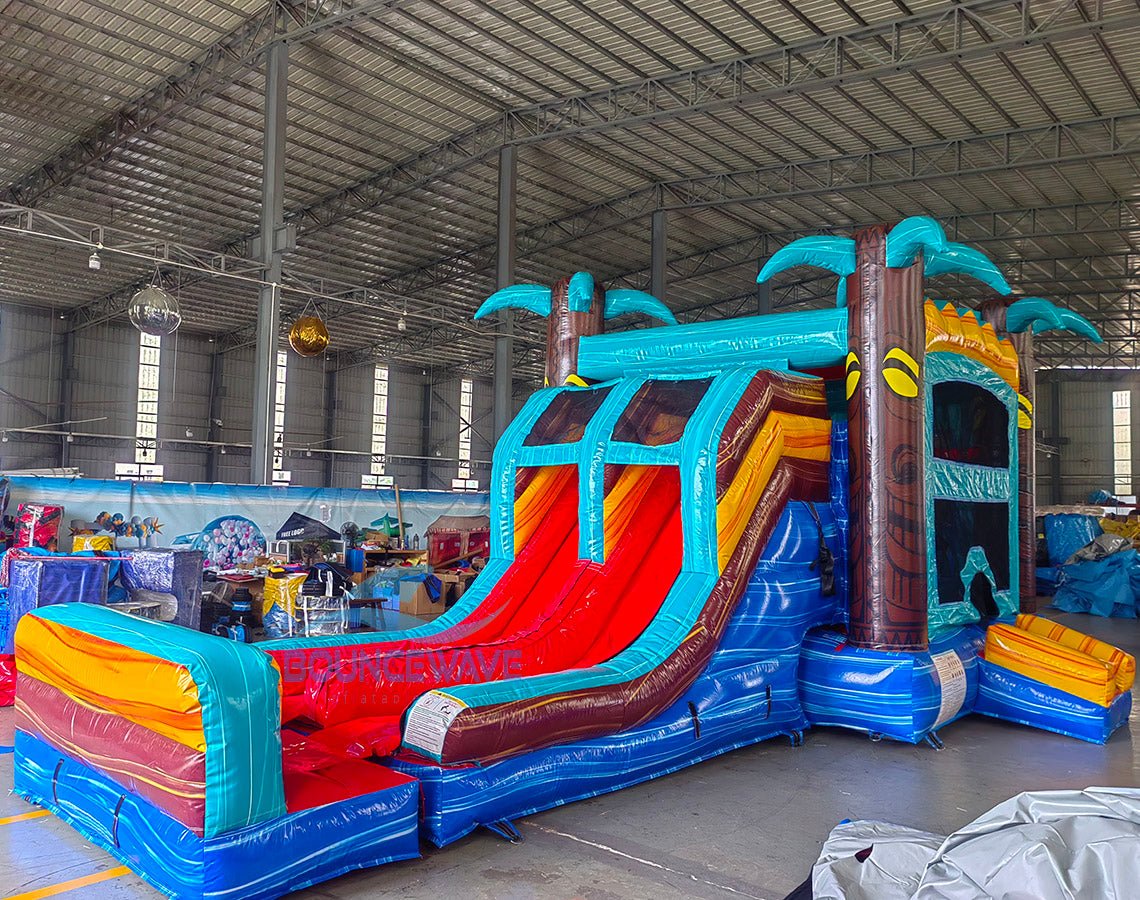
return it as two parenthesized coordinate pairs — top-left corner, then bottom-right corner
(1, 0), (1139, 376)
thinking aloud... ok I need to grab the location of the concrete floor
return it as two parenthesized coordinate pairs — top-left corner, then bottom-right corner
(2, 610), (1137, 900)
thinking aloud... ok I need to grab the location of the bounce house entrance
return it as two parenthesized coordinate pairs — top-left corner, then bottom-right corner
(933, 498), (1010, 619)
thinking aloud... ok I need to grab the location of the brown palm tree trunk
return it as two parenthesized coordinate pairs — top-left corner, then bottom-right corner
(980, 299), (1037, 613)
(545, 276), (605, 387)
(846, 225), (929, 651)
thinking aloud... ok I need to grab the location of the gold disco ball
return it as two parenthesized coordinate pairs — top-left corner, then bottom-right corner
(288, 314), (329, 357)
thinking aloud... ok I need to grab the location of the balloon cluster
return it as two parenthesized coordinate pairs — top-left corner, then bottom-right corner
(191, 516), (267, 569)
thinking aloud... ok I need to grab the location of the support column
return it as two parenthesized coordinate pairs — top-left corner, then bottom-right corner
(251, 40), (287, 484)
(420, 379), (434, 488)
(756, 280), (772, 316)
(323, 364), (338, 487)
(846, 225), (928, 651)
(1050, 379), (1062, 503)
(650, 209), (667, 301)
(492, 145), (516, 443)
(205, 347), (224, 482)
(57, 319), (76, 467)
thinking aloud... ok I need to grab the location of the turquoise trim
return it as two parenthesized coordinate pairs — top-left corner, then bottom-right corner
(678, 369), (755, 572)
(473, 284), (552, 320)
(27, 604), (285, 838)
(568, 271), (595, 312)
(924, 353), (1019, 631)
(516, 444), (580, 467)
(1006, 297), (1102, 343)
(924, 242), (1012, 295)
(576, 308), (846, 380)
(578, 379), (648, 562)
(757, 236), (856, 282)
(605, 442), (683, 466)
(491, 384), (572, 560)
(929, 459), (1010, 502)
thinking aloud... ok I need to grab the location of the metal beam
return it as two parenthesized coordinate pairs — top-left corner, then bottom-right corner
(205, 347), (224, 482)
(1049, 380), (1063, 503)
(285, 0), (1130, 236)
(650, 209), (667, 302)
(419, 379), (433, 489)
(348, 126), (1140, 305)
(493, 145), (516, 443)
(4, 0), (415, 208)
(756, 280), (772, 316)
(251, 41), (288, 485)
(57, 317), (76, 467)
(323, 365), (338, 487)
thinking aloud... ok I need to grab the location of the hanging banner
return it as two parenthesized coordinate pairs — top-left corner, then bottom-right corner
(5, 477), (488, 569)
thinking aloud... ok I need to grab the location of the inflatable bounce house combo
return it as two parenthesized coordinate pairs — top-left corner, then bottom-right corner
(10, 217), (1135, 898)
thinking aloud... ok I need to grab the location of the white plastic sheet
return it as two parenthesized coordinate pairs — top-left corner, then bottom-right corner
(813, 788), (1140, 899)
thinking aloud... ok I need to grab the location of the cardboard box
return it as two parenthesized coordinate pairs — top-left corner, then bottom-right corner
(437, 571), (475, 607)
(399, 579), (443, 617)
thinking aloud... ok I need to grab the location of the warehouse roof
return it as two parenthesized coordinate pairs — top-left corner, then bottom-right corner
(1, 0), (1138, 377)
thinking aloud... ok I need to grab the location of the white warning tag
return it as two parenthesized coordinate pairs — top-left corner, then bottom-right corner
(931, 650), (968, 729)
(403, 691), (467, 758)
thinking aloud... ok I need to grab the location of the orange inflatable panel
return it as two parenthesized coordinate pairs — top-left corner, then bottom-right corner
(984, 623), (1117, 707)
(1014, 614), (1135, 694)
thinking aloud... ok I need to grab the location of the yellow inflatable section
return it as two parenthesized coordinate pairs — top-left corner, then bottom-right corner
(984, 615), (1135, 708)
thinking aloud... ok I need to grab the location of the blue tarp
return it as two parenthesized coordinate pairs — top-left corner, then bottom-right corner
(1043, 513), (1102, 566)
(1052, 550), (1140, 618)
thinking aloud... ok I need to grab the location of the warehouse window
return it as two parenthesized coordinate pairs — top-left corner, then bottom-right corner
(452, 377), (479, 491)
(362, 364), (394, 489)
(272, 350), (290, 485)
(1113, 389), (1132, 496)
(116, 332), (164, 482)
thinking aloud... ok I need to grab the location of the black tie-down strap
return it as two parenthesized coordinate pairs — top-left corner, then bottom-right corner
(806, 502), (836, 597)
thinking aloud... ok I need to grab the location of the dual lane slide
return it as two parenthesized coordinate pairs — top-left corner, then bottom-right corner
(267, 369), (832, 763)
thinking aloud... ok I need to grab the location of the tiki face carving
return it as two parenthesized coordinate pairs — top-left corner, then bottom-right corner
(882, 347), (920, 398)
(844, 351), (861, 400)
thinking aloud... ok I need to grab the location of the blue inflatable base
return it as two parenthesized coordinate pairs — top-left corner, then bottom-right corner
(392, 498), (848, 847)
(13, 730), (421, 900)
(798, 626), (985, 744)
(972, 661), (1132, 745)
(393, 674), (807, 847)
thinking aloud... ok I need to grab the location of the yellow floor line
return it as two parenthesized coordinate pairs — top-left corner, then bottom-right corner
(4, 867), (130, 900)
(0, 810), (50, 826)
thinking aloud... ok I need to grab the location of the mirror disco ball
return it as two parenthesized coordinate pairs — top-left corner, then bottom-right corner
(289, 314), (330, 357)
(128, 285), (182, 336)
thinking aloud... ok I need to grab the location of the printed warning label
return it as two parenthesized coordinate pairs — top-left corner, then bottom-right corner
(403, 691), (468, 758)
(931, 650), (968, 729)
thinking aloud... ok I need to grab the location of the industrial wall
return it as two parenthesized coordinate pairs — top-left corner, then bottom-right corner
(9, 300), (1131, 504)
(1035, 372), (1140, 506)
(0, 302), (512, 490)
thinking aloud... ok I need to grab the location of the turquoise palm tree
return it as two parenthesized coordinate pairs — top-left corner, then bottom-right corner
(755, 216), (1013, 305)
(475, 270), (676, 386)
(1004, 296), (1101, 342)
